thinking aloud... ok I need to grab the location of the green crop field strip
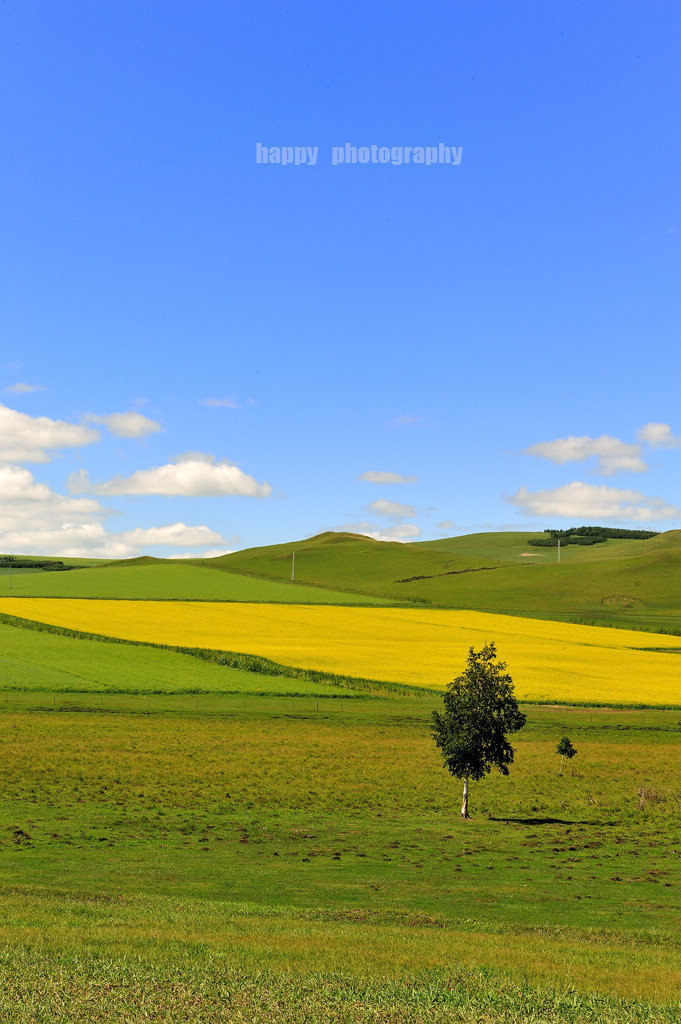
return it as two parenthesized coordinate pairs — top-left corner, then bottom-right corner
(0, 620), (365, 697)
(0, 562), (403, 604)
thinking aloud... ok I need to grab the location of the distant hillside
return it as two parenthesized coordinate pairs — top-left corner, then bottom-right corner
(3, 529), (679, 633)
(97, 555), (171, 569)
(205, 531), (484, 596)
(208, 529), (681, 632)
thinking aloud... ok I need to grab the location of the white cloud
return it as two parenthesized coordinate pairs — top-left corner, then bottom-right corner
(524, 434), (647, 475)
(364, 522), (421, 542)
(199, 397), (240, 408)
(436, 520), (456, 531)
(79, 452), (272, 498)
(0, 522), (227, 560)
(0, 464), (230, 558)
(386, 523), (420, 539)
(65, 469), (91, 495)
(116, 523), (225, 547)
(507, 481), (681, 523)
(636, 422), (681, 449)
(5, 383), (45, 394)
(368, 499), (416, 519)
(88, 411), (162, 438)
(0, 403), (99, 463)
(357, 471), (418, 484)
(167, 548), (234, 559)
(0, 464), (103, 524)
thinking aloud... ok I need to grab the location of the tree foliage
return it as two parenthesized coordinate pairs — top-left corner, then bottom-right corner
(556, 736), (577, 775)
(528, 526), (658, 547)
(0, 557), (71, 570)
(431, 643), (526, 817)
(556, 736), (577, 759)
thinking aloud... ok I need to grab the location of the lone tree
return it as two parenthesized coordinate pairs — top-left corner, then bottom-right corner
(556, 736), (577, 775)
(431, 642), (526, 819)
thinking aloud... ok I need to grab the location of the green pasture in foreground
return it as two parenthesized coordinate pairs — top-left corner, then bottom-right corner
(0, 562), (401, 604)
(0, 697), (680, 1021)
(213, 529), (681, 632)
(1, 948), (677, 1024)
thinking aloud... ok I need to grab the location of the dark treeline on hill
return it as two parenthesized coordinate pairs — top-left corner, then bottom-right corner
(551, 526), (660, 539)
(528, 527), (659, 548)
(0, 557), (72, 571)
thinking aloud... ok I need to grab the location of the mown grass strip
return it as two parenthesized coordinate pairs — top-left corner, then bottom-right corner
(0, 561), (413, 605)
(0, 610), (430, 698)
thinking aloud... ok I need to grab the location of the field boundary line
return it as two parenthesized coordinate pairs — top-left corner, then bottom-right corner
(0, 593), (411, 606)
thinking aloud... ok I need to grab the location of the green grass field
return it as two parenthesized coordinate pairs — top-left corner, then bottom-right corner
(0, 562), (402, 604)
(2, 531), (680, 1020)
(0, 677), (679, 1020)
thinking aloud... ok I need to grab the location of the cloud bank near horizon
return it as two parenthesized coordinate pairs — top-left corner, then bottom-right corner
(508, 481), (681, 523)
(0, 464), (229, 558)
(0, 395), (679, 557)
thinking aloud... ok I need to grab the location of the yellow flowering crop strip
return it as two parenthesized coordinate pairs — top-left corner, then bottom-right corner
(0, 598), (679, 706)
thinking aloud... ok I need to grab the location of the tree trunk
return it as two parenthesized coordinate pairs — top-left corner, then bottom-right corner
(559, 754), (564, 776)
(461, 775), (471, 819)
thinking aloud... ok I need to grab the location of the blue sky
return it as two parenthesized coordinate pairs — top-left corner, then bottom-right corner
(1, 1), (679, 558)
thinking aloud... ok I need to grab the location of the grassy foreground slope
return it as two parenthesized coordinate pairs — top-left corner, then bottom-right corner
(0, 701), (679, 1020)
(213, 530), (681, 631)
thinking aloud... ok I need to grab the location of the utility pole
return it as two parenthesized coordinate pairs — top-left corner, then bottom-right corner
(8, 563), (11, 590)
(291, 552), (295, 582)
(557, 538), (561, 564)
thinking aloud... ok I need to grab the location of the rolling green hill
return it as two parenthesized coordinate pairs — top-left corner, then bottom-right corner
(208, 531), (485, 592)
(210, 529), (681, 632)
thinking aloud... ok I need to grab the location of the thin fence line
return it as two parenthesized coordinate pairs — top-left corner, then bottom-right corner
(0, 692), (676, 727)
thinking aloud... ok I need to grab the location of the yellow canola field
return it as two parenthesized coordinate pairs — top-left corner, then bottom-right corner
(2, 598), (680, 706)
